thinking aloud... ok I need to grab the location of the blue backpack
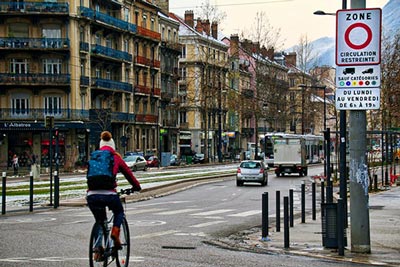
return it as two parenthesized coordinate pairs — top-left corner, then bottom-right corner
(87, 150), (116, 190)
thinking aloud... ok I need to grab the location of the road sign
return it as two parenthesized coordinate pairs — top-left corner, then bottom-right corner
(335, 88), (380, 110)
(336, 65), (380, 88)
(336, 8), (381, 66)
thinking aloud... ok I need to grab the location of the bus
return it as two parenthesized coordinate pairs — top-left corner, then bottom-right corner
(260, 133), (324, 167)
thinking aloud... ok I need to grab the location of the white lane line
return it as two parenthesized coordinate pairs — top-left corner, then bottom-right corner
(190, 209), (234, 216)
(125, 208), (166, 215)
(227, 210), (261, 217)
(189, 220), (226, 228)
(155, 208), (202, 215)
(133, 230), (180, 239)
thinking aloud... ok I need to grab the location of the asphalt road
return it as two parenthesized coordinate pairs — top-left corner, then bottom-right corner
(0, 164), (365, 267)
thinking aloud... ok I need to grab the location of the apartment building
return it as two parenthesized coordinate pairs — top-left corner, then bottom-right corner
(0, 0), (181, 170)
(170, 11), (229, 160)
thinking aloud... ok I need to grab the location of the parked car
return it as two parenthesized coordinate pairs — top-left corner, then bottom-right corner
(170, 154), (181, 166)
(192, 153), (205, 164)
(236, 160), (268, 186)
(123, 155), (147, 171)
(125, 151), (144, 157)
(145, 155), (160, 167)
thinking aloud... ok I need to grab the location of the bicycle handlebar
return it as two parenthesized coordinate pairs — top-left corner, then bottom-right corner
(118, 188), (137, 196)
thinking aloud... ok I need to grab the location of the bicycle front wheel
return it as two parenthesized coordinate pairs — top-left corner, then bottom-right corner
(89, 222), (107, 267)
(116, 217), (130, 267)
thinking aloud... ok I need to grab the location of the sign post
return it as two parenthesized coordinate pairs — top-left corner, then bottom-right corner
(335, 3), (381, 253)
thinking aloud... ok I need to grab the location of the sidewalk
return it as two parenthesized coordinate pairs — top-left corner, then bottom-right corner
(212, 185), (400, 267)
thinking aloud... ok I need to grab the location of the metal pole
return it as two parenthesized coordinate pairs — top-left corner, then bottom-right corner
(348, 0), (371, 248)
(276, 190), (281, 232)
(54, 171), (59, 209)
(49, 128), (53, 206)
(2, 172), (6, 215)
(326, 128), (333, 203)
(312, 181), (316, 220)
(261, 192), (269, 240)
(301, 181), (305, 223)
(337, 198), (345, 256)
(29, 171), (34, 212)
(289, 189), (294, 227)
(284, 196), (289, 248)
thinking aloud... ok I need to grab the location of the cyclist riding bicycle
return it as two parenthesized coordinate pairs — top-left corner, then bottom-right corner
(87, 131), (141, 261)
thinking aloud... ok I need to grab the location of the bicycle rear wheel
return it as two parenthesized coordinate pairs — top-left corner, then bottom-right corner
(116, 217), (130, 267)
(89, 222), (108, 267)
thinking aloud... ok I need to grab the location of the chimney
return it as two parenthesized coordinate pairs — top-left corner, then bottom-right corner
(285, 52), (297, 67)
(230, 34), (239, 57)
(184, 10), (194, 28)
(211, 21), (218, 39)
(203, 19), (210, 36)
(195, 18), (203, 34)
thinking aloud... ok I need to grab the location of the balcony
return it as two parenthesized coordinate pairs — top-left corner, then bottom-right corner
(0, 73), (70, 86)
(0, 38), (70, 50)
(91, 44), (132, 62)
(80, 41), (89, 52)
(79, 6), (136, 33)
(0, 2), (69, 14)
(0, 108), (89, 121)
(161, 41), (182, 52)
(92, 78), (133, 93)
(80, 76), (89, 87)
(89, 109), (135, 123)
(135, 114), (157, 123)
(137, 26), (161, 41)
(134, 85), (151, 95)
(179, 122), (189, 129)
(152, 88), (161, 97)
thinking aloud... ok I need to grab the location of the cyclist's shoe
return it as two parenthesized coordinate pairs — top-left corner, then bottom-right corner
(111, 226), (122, 249)
(93, 246), (104, 262)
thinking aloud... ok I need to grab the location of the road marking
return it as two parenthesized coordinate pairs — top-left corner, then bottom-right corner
(125, 208), (166, 215)
(191, 209), (234, 216)
(62, 220), (89, 225)
(155, 208), (202, 215)
(133, 230), (180, 239)
(189, 220), (226, 228)
(227, 210), (261, 217)
(132, 200), (192, 208)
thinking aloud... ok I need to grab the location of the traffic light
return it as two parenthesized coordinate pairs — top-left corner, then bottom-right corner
(45, 116), (54, 129)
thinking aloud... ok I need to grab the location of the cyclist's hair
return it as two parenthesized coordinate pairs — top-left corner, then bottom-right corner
(101, 131), (112, 142)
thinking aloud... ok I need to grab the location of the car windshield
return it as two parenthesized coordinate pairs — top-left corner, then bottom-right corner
(124, 155), (138, 162)
(240, 162), (261, 169)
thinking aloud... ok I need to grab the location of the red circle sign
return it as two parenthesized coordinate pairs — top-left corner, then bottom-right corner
(344, 22), (373, 50)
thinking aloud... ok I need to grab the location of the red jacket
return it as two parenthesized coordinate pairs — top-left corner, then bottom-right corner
(97, 146), (141, 190)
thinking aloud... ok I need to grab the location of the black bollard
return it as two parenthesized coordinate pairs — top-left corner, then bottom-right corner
(312, 181), (316, 220)
(289, 189), (294, 227)
(374, 174), (378, 191)
(29, 172), (34, 212)
(284, 196), (289, 248)
(2, 172), (6, 215)
(301, 181), (305, 223)
(54, 171), (59, 209)
(261, 192), (269, 240)
(337, 198), (345, 256)
(321, 179), (325, 204)
(276, 190), (281, 232)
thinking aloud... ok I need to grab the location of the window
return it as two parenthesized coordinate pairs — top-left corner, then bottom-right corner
(11, 94), (30, 117)
(180, 67), (186, 79)
(124, 7), (130, 22)
(179, 111), (187, 123)
(43, 59), (61, 74)
(10, 59), (28, 74)
(44, 95), (62, 116)
(42, 25), (61, 38)
(181, 45), (186, 58)
(124, 39), (129, 52)
(95, 68), (101, 78)
(9, 23), (29, 37)
(95, 34), (101, 45)
(105, 38), (112, 48)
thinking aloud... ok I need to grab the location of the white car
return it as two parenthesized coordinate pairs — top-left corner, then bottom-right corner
(236, 160), (268, 186)
(123, 155), (147, 171)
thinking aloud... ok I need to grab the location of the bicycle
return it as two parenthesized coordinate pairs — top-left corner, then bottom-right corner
(89, 188), (135, 267)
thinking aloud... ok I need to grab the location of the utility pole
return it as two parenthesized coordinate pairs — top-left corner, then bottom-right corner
(348, 0), (371, 253)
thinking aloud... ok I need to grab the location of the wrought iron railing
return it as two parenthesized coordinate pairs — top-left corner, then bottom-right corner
(92, 78), (133, 93)
(0, 108), (89, 120)
(0, 1), (69, 13)
(91, 44), (132, 61)
(0, 38), (70, 49)
(0, 73), (70, 85)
